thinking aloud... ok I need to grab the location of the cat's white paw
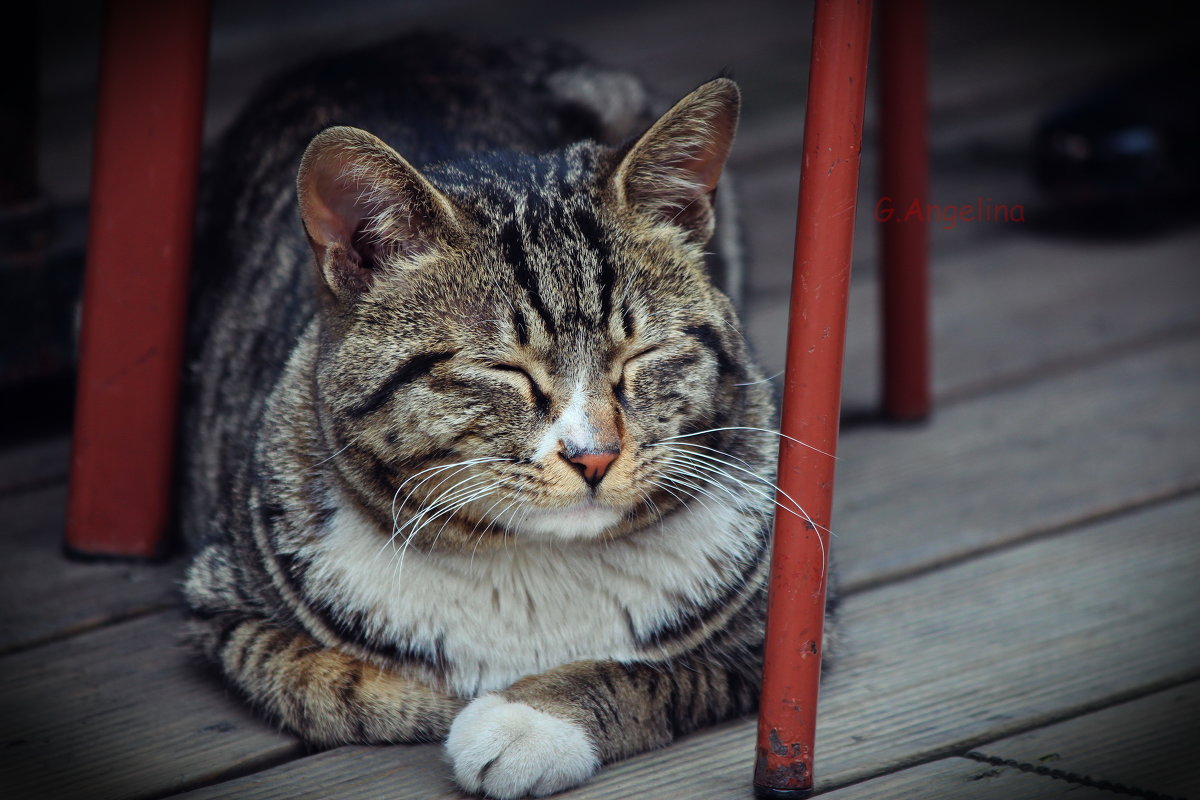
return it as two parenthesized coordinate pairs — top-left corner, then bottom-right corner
(446, 694), (599, 799)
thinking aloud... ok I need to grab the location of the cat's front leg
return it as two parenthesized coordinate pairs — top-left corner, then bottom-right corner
(446, 655), (758, 799)
(187, 612), (465, 746)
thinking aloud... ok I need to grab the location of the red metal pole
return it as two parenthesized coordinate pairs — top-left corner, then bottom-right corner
(66, 0), (210, 558)
(753, 0), (872, 796)
(879, 0), (931, 421)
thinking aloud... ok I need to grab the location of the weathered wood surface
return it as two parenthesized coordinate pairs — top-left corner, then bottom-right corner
(746, 225), (1200, 411)
(168, 492), (1200, 799)
(0, 485), (181, 655)
(832, 336), (1200, 591)
(169, 744), (459, 800)
(0, 611), (302, 800)
(816, 757), (1117, 800)
(971, 682), (1200, 800)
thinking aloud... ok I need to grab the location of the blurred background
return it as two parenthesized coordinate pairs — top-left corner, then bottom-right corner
(3, 0), (1197, 445)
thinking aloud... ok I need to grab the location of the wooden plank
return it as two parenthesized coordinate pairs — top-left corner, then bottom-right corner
(813, 496), (1200, 783)
(169, 745), (461, 800)
(168, 752), (1121, 800)
(972, 682), (1200, 800)
(832, 336), (1200, 590)
(0, 485), (181, 654)
(0, 611), (301, 800)
(817, 757), (1117, 800)
(745, 219), (1200, 412)
(166, 492), (1200, 799)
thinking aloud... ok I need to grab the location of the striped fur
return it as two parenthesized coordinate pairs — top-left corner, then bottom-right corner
(181, 34), (780, 797)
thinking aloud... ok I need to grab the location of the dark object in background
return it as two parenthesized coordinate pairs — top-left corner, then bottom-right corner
(0, 5), (81, 444)
(1033, 54), (1200, 231)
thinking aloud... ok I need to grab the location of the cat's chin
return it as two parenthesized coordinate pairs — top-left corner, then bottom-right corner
(506, 501), (625, 542)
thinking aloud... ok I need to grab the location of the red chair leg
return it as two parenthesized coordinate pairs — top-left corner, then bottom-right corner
(879, 0), (931, 421)
(66, 0), (210, 559)
(753, 0), (873, 796)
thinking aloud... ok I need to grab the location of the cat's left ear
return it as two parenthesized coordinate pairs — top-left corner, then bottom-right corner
(297, 126), (463, 302)
(612, 78), (739, 244)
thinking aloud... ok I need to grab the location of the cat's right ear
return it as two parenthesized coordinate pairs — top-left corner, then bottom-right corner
(297, 126), (462, 302)
(612, 78), (740, 245)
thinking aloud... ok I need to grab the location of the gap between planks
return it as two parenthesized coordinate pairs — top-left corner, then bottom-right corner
(816, 756), (1126, 800)
(0, 484), (184, 655)
(831, 334), (1200, 591)
(965, 681), (1200, 800)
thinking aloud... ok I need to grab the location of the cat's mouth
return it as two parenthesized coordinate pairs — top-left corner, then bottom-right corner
(506, 500), (625, 541)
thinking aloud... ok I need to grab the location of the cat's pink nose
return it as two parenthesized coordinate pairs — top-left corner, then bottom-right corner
(562, 449), (619, 486)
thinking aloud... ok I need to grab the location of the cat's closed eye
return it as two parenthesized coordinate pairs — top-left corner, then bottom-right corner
(486, 362), (550, 411)
(623, 345), (661, 365)
(611, 344), (661, 388)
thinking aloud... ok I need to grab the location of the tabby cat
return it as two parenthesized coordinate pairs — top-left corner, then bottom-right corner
(182, 34), (782, 799)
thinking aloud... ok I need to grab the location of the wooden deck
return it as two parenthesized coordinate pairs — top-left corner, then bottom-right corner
(5, 1), (1198, 798)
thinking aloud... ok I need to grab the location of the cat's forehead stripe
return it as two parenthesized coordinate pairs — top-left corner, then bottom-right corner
(499, 219), (558, 336)
(571, 207), (616, 327)
(493, 197), (627, 349)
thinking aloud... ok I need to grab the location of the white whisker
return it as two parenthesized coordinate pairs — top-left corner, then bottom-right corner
(309, 434), (360, 470)
(387, 477), (503, 587)
(652, 443), (834, 538)
(390, 456), (512, 524)
(656, 473), (730, 515)
(645, 477), (707, 517)
(425, 482), (506, 551)
(653, 444), (830, 588)
(734, 370), (783, 387)
(661, 426), (837, 460)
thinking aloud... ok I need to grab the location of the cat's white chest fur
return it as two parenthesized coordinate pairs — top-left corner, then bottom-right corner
(302, 498), (753, 696)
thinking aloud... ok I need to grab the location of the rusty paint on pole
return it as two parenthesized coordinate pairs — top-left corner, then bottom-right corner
(753, 0), (872, 795)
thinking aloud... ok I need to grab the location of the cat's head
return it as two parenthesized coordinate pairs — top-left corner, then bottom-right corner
(296, 78), (773, 548)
